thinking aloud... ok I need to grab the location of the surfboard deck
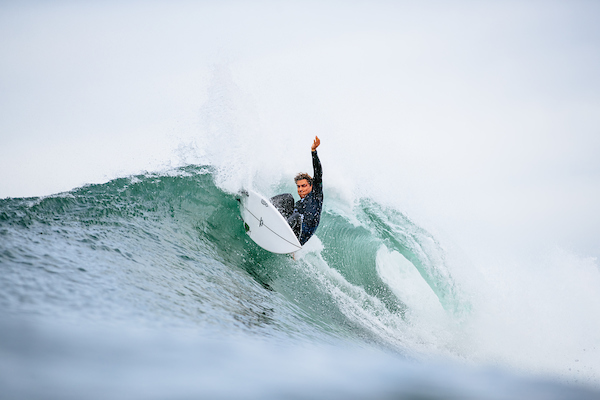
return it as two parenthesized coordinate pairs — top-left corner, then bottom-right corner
(238, 189), (302, 254)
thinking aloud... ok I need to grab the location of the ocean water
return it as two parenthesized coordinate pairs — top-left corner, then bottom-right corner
(1, 167), (598, 399)
(2, 1), (600, 399)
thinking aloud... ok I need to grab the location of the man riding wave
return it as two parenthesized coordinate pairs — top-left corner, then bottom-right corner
(270, 136), (322, 245)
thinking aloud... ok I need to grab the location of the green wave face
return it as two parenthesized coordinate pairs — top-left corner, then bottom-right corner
(0, 166), (466, 354)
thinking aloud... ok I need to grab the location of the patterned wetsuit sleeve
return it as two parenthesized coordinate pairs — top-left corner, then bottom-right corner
(312, 150), (322, 190)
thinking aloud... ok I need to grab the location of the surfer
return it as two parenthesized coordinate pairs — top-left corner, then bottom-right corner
(270, 136), (323, 245)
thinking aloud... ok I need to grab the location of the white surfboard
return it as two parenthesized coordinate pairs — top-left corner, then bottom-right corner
(239, 189), (302, 254)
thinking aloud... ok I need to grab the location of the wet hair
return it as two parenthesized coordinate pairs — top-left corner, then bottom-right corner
(294, 173), (313, 186)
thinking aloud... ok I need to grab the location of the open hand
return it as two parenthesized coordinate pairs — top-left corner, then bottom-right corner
(311, 136), (321, 151)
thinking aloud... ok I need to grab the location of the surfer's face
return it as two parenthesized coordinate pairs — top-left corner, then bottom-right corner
(296, 179), (312, 199)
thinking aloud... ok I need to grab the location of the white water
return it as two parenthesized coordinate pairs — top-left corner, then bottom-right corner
(2, 0), (600, 390)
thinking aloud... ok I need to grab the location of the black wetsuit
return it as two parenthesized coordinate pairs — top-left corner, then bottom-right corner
(270, 150), (323, 245)
(293, 150), (323, 245)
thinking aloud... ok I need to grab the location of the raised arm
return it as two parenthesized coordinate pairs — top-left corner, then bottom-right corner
(311, 136), (322, 187)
